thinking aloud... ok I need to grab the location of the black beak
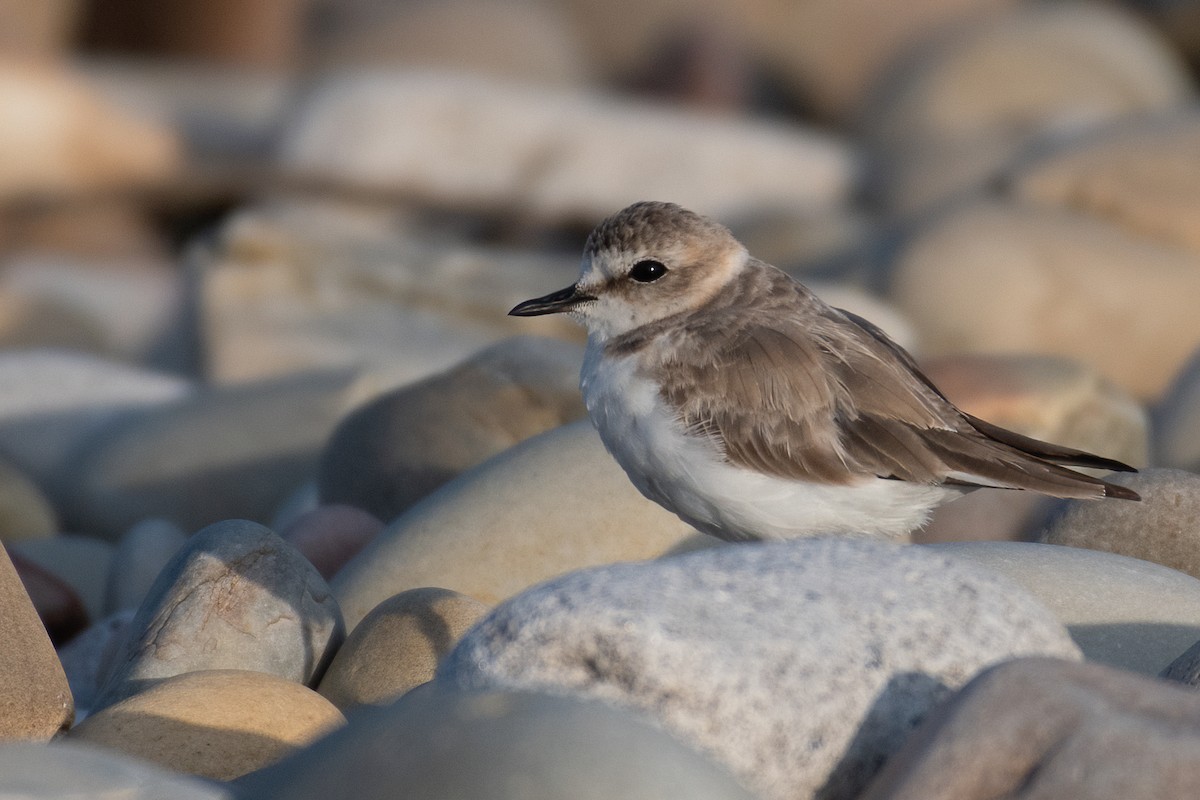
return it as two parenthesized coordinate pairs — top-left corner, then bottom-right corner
(509, 285), (594, 316)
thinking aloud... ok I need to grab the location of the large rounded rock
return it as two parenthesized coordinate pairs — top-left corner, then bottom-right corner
(0, 349), (190, 485)
(55, 369), (363, 538)
(70, 669), (346, 781)
(94, 520), (344, 711)
(864, 2), (1191, 212)
(0, 740), (231, 799)
(332, 420), (698, 630)
(1010, 109), (1200, 255)
(439, 538), (1079, 800)
(319, 336), (585, 522)
(238, 685), (755, 800)
(1038, 469), (1200, 581)
(318, 587), (488, 710)
(0, 543), (73, 738)
(890, 200), (1200, 398)
(279, 71), (853, 223)
(861, 658), (1200, 800)
(928, 540), (1200, 675)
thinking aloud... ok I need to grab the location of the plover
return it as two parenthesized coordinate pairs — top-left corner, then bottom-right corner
(510, 201), (1139, 541)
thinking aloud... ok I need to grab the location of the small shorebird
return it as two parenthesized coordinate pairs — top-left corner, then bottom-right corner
(510, 201), (1139, 541)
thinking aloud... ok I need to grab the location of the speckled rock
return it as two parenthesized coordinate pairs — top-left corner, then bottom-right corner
(929, 540), (1200, 675)
(93, 520), (343, 711)
(0, 543), (73, 739)
(864, 2), (1191, 212)
(279, 504), (382, 581)
(55, 369), (362, 538)
(439, 538), (1080, 800)
(1038, 469), (1200, 581)
(70, 669), (346, 781)
(332, 420), (697, 630)
(279, 71), (853, 223)
(0, 740), (231, 799)
(860, 658), (1200, 800)
(0, 456), (57, 542)
(318, 336), (585, 522)
(238, 685), (755, 800)
(57, 609), (135, 716)
(103, 519), (188, 614)
(319, 588), (488, 710)
(11, 534), (114, 623)
(890, 200), (1200, 398)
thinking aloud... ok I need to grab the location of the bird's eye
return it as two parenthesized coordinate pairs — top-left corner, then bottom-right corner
(628, 259), (668, 283)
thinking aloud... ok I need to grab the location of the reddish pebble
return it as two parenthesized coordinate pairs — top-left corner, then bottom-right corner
(280, 505), (384, 580)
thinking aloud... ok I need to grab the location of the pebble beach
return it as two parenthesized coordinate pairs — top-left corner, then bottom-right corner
(3, 2), (1200, 798)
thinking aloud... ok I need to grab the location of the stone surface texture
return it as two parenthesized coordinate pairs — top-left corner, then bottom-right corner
(440, 538), (1079, 800)
(860, 658), (1200, 800)
(94, 520), (343, 711)
(0, 543), (73, 739)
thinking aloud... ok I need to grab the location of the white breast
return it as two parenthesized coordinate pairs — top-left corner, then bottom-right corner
(580, 341), (957, 541)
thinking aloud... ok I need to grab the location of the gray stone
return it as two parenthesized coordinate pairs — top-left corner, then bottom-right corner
(278, 71), (853, 223)
(318, 336), (585, 521)
(929, 540), (1200, 675)
(332, 420), (698, 630)
(237, 684), (756, 800)
(860, 658), (1200, 800)
(55, 369), (362, 539)
(10, 534), (114, 622)
(103, 518), (188, 614)
(1153, 343), (1200, 471)
(439, 538), (1079, 800)
(0, 740), (230, 799)
(57, 609), (135, 717)
(1038, 469), (1200, 582)
(0, 349), (189, 485)
(94, 520), (344, 711)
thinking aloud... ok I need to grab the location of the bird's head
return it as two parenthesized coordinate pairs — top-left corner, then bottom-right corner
(509, 201), (747, 342)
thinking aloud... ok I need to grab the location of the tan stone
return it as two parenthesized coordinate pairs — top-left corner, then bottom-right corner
(0, 61), (180, 199)
(864, 3), (1191, 212)
(891, 200), (1200, 399)
(860, 658), (1200, 800)
(1039, 468), (1200, 582)
(69, 670), (345, 781)
(0, 544), (73, 739)
(1011, 110), (1200, 255)
(319, 588), (488, 710)
(0, 456), (57, 542)
(332, 420), (697, 629)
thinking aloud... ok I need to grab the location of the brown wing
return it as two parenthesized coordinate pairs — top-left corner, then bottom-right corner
(656, 304), (1139, 500)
